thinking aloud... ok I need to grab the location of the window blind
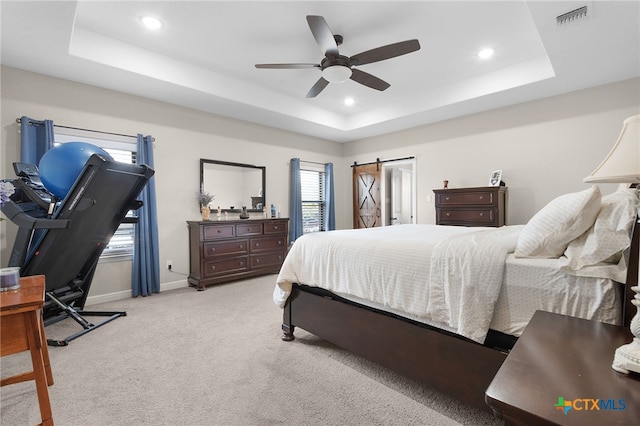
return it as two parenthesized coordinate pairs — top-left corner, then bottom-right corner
(300, 169), (325, 233)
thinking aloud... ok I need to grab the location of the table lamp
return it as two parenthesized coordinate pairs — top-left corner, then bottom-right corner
(584, 114), (640, 374)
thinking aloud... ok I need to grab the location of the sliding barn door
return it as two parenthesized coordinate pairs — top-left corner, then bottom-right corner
(353, 163), (382, 228)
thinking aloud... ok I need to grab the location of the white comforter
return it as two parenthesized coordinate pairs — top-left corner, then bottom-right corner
(274, 224), (523, 343)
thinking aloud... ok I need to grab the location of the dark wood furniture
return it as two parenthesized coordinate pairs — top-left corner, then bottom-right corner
(1, 275), (54, 426)
(283, 285), (508, 412)
(486, 310), (640, 425)
(187, 218), (289, 290)
(281, 216), (638, 414)
(433, 186), (506, 227)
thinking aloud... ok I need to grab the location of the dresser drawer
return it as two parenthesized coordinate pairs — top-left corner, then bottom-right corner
(202, 256), (249, 277)
(236, 223), (263, 236)
(435, 191), (497, 206)
(203, 224), (235, 240)
(250, 236), (287, 252)
(433, 187), (506, 227)
(437, 208), (496, 225)
(264, 221), (287, 234)
(203, 240), (248, 258)
(251, 251), (286, 269)
(188, 218), (290, 290)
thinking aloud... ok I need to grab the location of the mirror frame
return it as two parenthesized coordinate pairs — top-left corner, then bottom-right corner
(200, 159), (266, 213)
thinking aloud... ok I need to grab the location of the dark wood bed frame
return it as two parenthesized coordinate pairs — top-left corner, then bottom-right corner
(280, 216), (639, 413)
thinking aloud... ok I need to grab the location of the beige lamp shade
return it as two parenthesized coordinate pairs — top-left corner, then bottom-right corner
(584, 114), (640, 183)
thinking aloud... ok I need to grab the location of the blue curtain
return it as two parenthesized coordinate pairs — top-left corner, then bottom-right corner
(289, 158), (303, 243)
(20, 116), (54, 165)
(132, 134), (160, 297)
(324, 162), (336, 231)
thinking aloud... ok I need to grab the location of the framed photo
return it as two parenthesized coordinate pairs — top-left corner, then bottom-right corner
(489, 170), (502, 186)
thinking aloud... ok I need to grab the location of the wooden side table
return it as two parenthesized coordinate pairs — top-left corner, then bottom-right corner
(485, 310), (640, 425)
(1, 275), (54, 426)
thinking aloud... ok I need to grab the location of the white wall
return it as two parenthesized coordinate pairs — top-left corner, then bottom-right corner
(0, 66), (346, 302)
(344, 78), (640, 225)
(1, 66), (638, 302)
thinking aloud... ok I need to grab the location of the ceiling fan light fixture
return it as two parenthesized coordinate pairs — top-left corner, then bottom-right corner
(478, 48), (494, 59)
(141, 16), (162, 30)
(322, 65), (352, 83)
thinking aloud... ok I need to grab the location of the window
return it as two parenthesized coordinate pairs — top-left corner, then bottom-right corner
(54, 130), (137, 260)
(300, 168), (326, 233)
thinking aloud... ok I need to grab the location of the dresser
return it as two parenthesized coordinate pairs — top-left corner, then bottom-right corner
(187, 218), (289, 290)
(433, 186), (506, 227)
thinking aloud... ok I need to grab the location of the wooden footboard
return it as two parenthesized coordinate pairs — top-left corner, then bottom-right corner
(282, 285), (508, 413)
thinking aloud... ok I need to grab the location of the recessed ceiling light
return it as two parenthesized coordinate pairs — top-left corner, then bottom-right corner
(478, 48), (494, 60)
(141, 16), (162, 30)
(344, 97), (355, 106)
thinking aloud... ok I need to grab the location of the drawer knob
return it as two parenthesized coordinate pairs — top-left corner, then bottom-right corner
(445, 196), (450, 201)
(478, 195), (484, 200)
(274, 226), (279, 230)
(210, 266), (216, 271)
(479, 212), (484, 216)
(256, 243), (260, 247)
(217, 229), (221, 233)
(277, 240), (282, 245)
(446, 212), (451, 217)
(256, 259), (260, 263)
(210, 248), (216, 252)
(239, 244), (244, 249)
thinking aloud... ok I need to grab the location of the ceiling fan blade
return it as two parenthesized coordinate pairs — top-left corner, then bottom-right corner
(350, 69), (390, 91)
(255, 63), (320, 69)
(306, 15), (339, 57)
(350, 39), (420, 66)
(306, 77), (330, 98)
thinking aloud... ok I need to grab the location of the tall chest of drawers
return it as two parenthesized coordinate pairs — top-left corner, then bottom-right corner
(187, 218), (289, 290)
(433, 186), (506, 227)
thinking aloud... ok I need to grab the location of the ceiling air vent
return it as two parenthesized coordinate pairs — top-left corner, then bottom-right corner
(556, 6), (588, 25)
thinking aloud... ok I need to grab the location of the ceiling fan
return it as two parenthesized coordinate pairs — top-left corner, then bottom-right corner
(255, 15), (421, 98)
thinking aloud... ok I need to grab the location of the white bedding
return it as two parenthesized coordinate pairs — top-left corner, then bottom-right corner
(274, 223), (624, 344)
(490, 254), (621, 336)
(274, 224), (523, 343)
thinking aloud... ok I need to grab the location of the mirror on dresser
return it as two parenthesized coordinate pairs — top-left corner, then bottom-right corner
(200, 159), (266, 212)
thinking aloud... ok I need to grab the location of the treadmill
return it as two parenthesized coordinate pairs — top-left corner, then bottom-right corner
(1, 154), (154, 346)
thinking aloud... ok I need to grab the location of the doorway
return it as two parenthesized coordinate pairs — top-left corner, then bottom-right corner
(352, 158), (416, 228)
(381, 158), (416, 226)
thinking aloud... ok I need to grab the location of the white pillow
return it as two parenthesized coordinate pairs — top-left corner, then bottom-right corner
(563, 188), (638, 268)
(514, 186), (601, 258)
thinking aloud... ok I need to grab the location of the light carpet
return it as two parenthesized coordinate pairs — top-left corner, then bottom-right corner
(0, 275), (503, 425)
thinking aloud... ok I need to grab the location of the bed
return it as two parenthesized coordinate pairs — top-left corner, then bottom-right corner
(273, 186), (639, 412)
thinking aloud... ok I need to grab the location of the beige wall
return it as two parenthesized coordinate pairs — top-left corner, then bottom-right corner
(1, 65), (639, 302)
(344, 78), (640, 225)
(0, 66), (346, 302)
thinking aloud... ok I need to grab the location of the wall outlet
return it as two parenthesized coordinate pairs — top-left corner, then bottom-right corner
(166, 260), (172, 270)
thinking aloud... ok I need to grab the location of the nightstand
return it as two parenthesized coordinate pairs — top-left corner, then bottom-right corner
(433, 186), (506, 227)
(485, 310), (640, 426)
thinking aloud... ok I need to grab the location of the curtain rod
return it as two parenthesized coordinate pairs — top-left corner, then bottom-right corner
(15, 117), (155, 141)
(300, 159), (327, 166)
(351, 156), (415, 167)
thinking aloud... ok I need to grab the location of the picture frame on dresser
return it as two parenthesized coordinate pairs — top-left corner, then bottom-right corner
(489, 170), (503, 186)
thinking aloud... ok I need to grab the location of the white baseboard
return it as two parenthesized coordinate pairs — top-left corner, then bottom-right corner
(84, 279), (189, 306)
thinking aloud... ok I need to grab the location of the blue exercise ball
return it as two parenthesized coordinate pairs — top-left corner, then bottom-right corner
(39, 142), (113, 199)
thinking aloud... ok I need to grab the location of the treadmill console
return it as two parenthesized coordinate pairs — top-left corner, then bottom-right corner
(12, 162), (55, 211)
